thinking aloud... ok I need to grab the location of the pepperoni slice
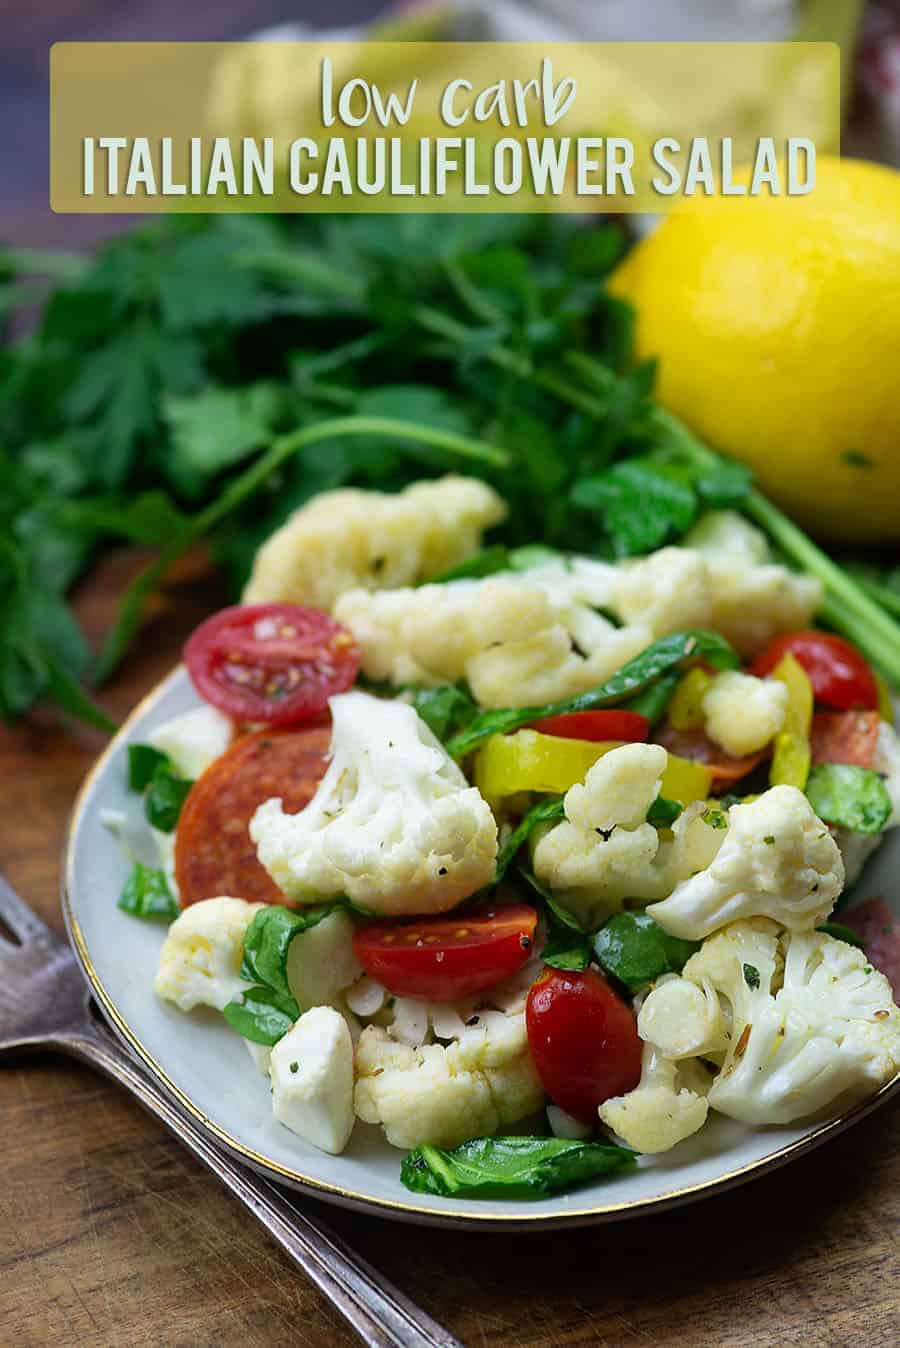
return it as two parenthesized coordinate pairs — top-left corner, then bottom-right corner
(655, 725), (768, 793)
(841, 898), (900, 998)
(174, 725), (330, 907)
(811, 710), (881, 769)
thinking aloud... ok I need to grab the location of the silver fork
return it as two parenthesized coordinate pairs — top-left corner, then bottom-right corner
(0, 872), (461, 1348)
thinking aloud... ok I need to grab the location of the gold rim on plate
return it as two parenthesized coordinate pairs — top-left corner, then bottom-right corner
(61, 666), (900, 1229)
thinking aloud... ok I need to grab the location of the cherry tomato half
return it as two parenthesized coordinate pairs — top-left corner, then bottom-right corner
(352, 903), (538, 1001)
(175, 726), (330, 906)
(751, 632), (878, 711)
(526, 968), (642, 1123)
(527, 710), (649, 742)
(184, 603), (360, 725)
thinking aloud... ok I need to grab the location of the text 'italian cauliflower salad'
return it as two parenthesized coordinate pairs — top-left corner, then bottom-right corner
(110, 476), (900, 1201)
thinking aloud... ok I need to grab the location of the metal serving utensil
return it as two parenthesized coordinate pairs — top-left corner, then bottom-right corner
(0, 871), (461, 1348)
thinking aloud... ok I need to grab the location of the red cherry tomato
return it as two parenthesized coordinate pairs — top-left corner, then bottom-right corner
(184, 603), (360, 725)
(750, 631), (878, 711)
(352, 904), (538, 1002)
(175, 726), (331, 906)
(525, 968), (642, 1123)
(810, 709), (881, 768)
(527, 710), (649, 742)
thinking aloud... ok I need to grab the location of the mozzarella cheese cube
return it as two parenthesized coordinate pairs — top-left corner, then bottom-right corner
(147, 705), (233, 781)
(154, 896), (262, 1012)
(270, 1006), (355, 1154)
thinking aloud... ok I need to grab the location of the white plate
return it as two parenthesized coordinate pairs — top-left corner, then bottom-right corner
(63, 667), (900, 1229)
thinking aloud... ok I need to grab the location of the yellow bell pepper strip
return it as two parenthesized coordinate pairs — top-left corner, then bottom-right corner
(667, 668), (713, 732)
(474, 730), (712, 813)
(660, 754), (713, 805)
(875, 672), (895, 725)
(474, 731), (620, 810)
(769, 653), (814, 789)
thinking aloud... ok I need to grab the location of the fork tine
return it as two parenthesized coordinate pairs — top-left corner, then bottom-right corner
(0, 872), (56, 944)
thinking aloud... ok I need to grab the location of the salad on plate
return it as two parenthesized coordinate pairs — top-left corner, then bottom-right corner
(108, 475), (900, 1201)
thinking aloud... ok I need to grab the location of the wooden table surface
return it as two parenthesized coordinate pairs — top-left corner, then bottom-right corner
(1, 548), (898, 1348)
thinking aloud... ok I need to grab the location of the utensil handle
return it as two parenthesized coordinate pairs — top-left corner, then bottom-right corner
(60, 1021), (461, 1348)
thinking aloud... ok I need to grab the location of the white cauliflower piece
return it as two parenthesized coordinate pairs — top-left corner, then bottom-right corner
(637, 973), (730, 1060)
(683, 510), (770, 565)
(146, 705), (233, 780)
(353, 1023), (544, 1150)
(154, 896), (263, 1012)
(703, 670), (787, 757)
(610, 545), (821, 657)
(335, 576), (651, 709)
(683, 921), (900, 1125)
(532, 745), (723, 926)
(243, 476), (506, 610)
(250, 691), (497, 915)
(649, 786), (844, 940)
(270, 1006), (355, 1154)
(598, 1044), (710, 1153)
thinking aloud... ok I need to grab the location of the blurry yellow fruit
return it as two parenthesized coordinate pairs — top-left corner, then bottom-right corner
(610, 157), (900, 541)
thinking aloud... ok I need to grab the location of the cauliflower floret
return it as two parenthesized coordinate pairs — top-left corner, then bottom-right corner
(250, 691), (497, 916)
(335, 577), (652, 709)
(683, 510), (770, 565)
(637, 973), (730, 1060)
(146, 705), (233, 780)
(270, 1006), (355, 1154)
(649, 786), (844, 940)
(353, 1023), (544, 1150)
(532, 744), (666, 926)
(610, 545), (821, 657)
(683, 921), (900, 1125)
(154, 896), (263, 1012)
(702, 670), (787, 758)
(532, 745), (724, 926)
(598, 1044), (711, 1153)
(243, 476), (506, 610)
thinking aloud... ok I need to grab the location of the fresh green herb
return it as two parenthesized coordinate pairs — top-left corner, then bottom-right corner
(763, 834), (776, 844)
(621, 671), (680, 728)
(702, 808), (729, 830)
(571, 459), (699, 557)
(117, 862), (178, 922)
(126, 743), (170, 792)
(400, 1135), (636, 1200)
(144, 764), (194, 833)
(817, 921), (866, 949)
(494, 797), (565, 883)
(410, 683), (477, 742)
(743, 963), (761, 990)
(446, 630), (739, 759)
(647, 796), (682, 829)
(515, 864), (591, 970)
(222, 986), (299, 1047)
(806, 763), (892, 835)
(428, 544), (511, 583)
(593, 909), (701, 993)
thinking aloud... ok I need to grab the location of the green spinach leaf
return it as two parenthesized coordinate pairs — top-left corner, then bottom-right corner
(593, 909), (700, 993)
(144, 764), (194, 833)
(127, 743), (170, 792)
(401, 1135), (636, 1199)
(117, 862), (178, 922)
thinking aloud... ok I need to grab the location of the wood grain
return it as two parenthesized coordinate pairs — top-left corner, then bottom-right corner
(0, 547), (898, 1348)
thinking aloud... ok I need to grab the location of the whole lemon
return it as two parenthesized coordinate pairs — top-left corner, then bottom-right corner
(610, 156), (900, 541)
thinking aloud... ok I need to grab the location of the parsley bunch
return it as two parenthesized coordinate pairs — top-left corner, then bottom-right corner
(2, 212), (898, 730)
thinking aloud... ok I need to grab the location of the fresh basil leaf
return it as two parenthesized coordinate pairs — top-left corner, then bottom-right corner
(817, 921), (867, 949)
(401, 1135), (636, 1200)
(647, 796), (682, 828)
(494, 797), (565, 883)
(593, 909), (701, 993)
(117, 862), (178, 922)
(806, 763), (892, 835)
(144, 764), (193, 833)
(239, 903), (341, 999)
(411, 683), (478, 742)
(127, 743), (170, 792)
(447, 631), (739, 759)
(222, 986), (299, 1046)
(428, 545), (510, 584)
